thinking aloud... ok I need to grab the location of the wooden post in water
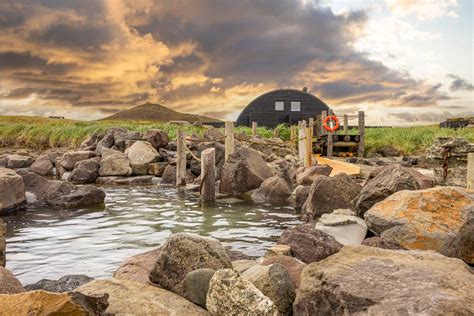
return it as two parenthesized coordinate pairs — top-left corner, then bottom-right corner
(305, 125), (313, 167)
(201, 148), (216, 203)
(358, 111), (365, 158)
(176, 130), (187, 186)
(343, 114), (348, 135)
(225, 121), (235, 161)
(252, 122), (257, 137)
(468, 153), (474, 190)
(298, 121), (306, 162)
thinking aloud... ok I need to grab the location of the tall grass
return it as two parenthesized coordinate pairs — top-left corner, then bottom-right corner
(0, 116), (473, 154)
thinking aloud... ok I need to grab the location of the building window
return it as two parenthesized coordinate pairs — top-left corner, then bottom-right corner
(275, 101), (284, 111)
(291, 101), (301, 112)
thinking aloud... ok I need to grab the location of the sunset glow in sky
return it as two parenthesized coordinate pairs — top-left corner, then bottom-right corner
(0, 0), (472, 125)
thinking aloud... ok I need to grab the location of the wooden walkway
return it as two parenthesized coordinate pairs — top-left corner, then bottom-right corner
(314, 154), (360, 177)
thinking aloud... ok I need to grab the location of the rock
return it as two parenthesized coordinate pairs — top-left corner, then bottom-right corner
(293, 245), (474, 315)
(278, 223), (342, 264)
(6, 154), (33, 169)
(95, 175), (154, 185)
(294, 185), (310, 210)
(98, 153), (132, 176)
(69, 157), (100, 184)
(130, 163), (149, 175)
(376, 145), (401, 157)
(251, 176), (292, 205)
(29, 155), (54, 176)
(0, 267), (25, 294)
(296, 165), (333, 185)
(0, 168), (27, 213)
(261, 255), (306, 289)
(204, 128), (224, 141)
(0, 220), (4, 267)
(232, 259), (258, 274)
(220, 147), (273, 195)
(361, 236), (403, 250)
(315, 209), (367, 245)
(149, 233), (232, 297)
(114, 248), (161, 284)
(0, 290), (109, 315)
(77, 278), (208, 315)
(25, 275), (94, 293)
(148, 162), (168, 176)
(365, 186), (474, 264)
(126, 141), (160, 166)
(354, 164), (434, 217)
(142, 129), (169, 150)
(99, 146), (123, 159)
(268, 159), (297, 187)
(265, 244), (292, 257)
(206, 269), (278, 316)
(79, 130), (105, 150)
(242, 264), (295, 315)
(426, 137), (474, 160)
(303, 173), (362, 219)
(60, 151), (95, 170)
(185, 268), (216, 308)
(161, 164), (176, 184)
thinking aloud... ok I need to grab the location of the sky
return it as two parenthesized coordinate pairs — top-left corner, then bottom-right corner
(0, 0), (472, 125)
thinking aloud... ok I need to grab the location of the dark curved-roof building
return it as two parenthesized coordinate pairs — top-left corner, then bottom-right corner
(236, 88), (330, 128)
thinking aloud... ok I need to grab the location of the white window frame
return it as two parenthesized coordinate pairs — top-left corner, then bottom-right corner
(291, 101), (301, 112)
(275, 101), (285, 111)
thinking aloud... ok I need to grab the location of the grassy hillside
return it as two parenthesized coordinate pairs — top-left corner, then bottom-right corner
(103, 103), (219, 123)
(0, 115), (473, 154)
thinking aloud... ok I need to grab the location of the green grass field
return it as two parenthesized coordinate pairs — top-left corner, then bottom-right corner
(1, 116), (473, 154)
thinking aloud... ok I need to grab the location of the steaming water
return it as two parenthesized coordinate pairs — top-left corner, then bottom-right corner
(3, 186), (302, 285)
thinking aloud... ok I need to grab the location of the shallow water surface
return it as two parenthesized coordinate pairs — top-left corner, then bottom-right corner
(3, 186), (302, 284)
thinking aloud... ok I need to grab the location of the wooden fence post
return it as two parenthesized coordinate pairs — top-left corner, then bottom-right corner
(321, 111), (327, 136)
(343, 114), (348, 135)
(201, 148), (216, 203)
(298, 121), (306, 162)
(468, 153), (474, 190)
(315, 115), (321, 138)
(176, 130), (187, 186)
(358, 111), (365, 158)
(273, 127), (279, 138)
(252, 122), (257, 137)
(327, 110), (334, 157)
(225, 121), (235, 161)
(305, 125), (313, 167)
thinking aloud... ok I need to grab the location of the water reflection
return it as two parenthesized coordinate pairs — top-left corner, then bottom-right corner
(3, 186), (302, 284)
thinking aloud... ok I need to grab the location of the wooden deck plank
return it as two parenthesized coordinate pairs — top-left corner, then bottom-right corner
(314, 154), (360, 177)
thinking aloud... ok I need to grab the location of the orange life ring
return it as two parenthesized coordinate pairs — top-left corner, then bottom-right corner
(323, 115), (340, 132)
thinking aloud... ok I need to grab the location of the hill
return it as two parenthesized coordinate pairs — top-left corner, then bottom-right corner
(102, 103), (220, 123)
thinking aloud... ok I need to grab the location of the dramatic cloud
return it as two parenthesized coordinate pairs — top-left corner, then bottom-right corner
(0, 0), (460, 122)
(447, 74), (474, 92)
(385, 0), (459, 20)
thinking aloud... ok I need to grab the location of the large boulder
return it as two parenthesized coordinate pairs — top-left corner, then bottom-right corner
(0, 168), (26, 213)
(260, 255), (306, 289)
(296, 165), (333, 186)
(293, 185), (311, 210)
(114, 248), (162, 284)
(149, 233), (232, 297)
(0, 267), (25, 294)
(142, 129), (169, 150)
(6, 154), (33, 169)
(220, 147), (273, 195)
(25, 275), (94, 293)
(161, 164), (176, 184)
(206, 269), (279, 316)
(315, 209), (367, 245)
(303, 173), (361, 219)
(77, 278), (208, 315)
(60, 151), (95, 170)
(69, 157), (100, 184)
(126, 141), (160, 166)
(361, 236), (403, 250)
(251, 176), (292, 205)
(365, 186), (474, 264)
(278, 223), (343, 264)
(242, 263), (295, 315)
(0, 220), (5, 267)
(353, 164), (433, 217)
(185, 268), (216, 308)
(268, 158), (297, 188)
(29, 154), (54, 176)
(293, 245), (474, 315)
(98, 153), (132, 176)
(0, 290), (108, 315)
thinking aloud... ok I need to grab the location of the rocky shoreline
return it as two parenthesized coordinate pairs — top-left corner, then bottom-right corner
(0, 126), (473, 315)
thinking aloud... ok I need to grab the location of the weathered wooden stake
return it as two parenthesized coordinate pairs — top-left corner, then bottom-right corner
(305, 125), (313, 167)
(358, 111), (365, 158)
(327, 110), (334, 157)
(290, 125), (296, 141)
(252, 122), (257, 137)
(315, 115), (321, 138)
(201, 148), (216, 203)
(225, 121), (235, 161)
(343, 114), (348, 135)
(298, 121), (306, 162)
(321, 110), (327, 136)
(176, 130), (187, 186)
(468, 153), (474, 190)
(273, 127), (280, 138)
